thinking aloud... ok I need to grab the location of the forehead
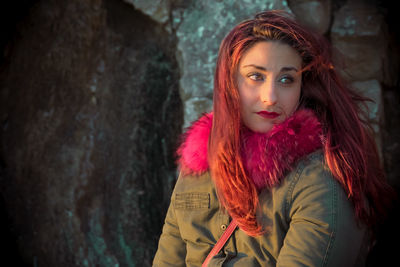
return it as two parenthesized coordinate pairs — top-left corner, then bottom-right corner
(239, 41), (302, 69)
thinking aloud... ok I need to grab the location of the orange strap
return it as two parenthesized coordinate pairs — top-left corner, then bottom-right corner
(202, 220), (238, 267)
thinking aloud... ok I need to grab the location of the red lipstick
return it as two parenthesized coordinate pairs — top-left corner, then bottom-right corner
(256, 111), (280, 119)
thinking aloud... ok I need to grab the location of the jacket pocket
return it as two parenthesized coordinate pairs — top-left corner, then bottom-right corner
(175, 192), (210, 210)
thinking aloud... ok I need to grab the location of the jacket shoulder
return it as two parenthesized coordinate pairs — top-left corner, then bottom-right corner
(280, 151), (368, 267)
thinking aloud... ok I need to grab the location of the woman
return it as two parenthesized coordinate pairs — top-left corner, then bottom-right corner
(153, 10), (394, 267)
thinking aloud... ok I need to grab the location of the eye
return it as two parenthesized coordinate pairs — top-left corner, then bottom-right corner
(279, 75), (294, 84)
(247, 72), (264, 81)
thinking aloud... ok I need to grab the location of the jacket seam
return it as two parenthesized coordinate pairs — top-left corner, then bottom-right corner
(285, 153), (322, 218)
(322, 176), (337, 267)
(285, 162), (305, 219)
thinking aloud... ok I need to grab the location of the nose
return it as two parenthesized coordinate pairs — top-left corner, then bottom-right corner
(260, 80), (277, 105)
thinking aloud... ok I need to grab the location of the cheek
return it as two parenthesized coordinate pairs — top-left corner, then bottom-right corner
(283, 86), (301, 112)
(238, 85), (256, 111)
(239, 95), (250, 119)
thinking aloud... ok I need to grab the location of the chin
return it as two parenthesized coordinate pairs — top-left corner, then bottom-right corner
(249, 123), (273, 133)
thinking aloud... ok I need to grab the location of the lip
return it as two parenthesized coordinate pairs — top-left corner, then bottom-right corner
(256, 111), (280, 119)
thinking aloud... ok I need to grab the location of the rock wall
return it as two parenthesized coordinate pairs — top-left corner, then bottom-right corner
(0, 0), (399, 266)
(0, 0), (181, 266)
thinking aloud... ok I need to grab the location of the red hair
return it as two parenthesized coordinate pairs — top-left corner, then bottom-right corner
(208, 10), (394, 236)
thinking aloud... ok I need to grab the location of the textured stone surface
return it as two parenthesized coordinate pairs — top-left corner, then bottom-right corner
(351, 80), (384, 159)
(123, 0), (171, 24)
(288, 0), (332, 34)
(330, 0), (388, 82)
(0, 0), (181, 266)
(175, 0), (290, 127)
(351, 80), (383, 124)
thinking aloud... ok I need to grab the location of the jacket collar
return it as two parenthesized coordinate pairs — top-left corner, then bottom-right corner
(177, 109), (323, 189)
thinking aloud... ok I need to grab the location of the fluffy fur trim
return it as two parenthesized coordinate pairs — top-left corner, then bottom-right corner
(176, 113), (213, 175)
(177, 110), (322, 189)
(241, 109), (322, 189)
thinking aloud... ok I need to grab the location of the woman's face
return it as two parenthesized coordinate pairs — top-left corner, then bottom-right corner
(236, 41), (302, 133)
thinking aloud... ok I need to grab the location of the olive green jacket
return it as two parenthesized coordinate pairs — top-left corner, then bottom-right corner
(153, 152), (369, 266)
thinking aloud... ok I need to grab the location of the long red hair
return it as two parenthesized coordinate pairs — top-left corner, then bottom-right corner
(208, 10), (394, 236)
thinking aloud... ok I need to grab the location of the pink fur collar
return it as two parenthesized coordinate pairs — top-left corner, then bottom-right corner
(177, 109), (323, 189)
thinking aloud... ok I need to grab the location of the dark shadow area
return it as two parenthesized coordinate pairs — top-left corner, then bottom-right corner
(0, 2), (37, 266)
(0, 0), (38, 64)
(0, 175), (30, 267)
(367, 0), (400, 266)
(366, 188), (400, 266)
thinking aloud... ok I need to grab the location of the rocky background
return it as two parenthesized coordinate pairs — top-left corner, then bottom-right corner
(0, 0), (399, 266)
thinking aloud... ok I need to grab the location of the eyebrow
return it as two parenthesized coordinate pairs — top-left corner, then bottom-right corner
(242, 64), (298, 72)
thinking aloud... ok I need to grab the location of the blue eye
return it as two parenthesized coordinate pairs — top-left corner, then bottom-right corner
(247, 72), (264, 81)
(279, 75), (294, 84)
